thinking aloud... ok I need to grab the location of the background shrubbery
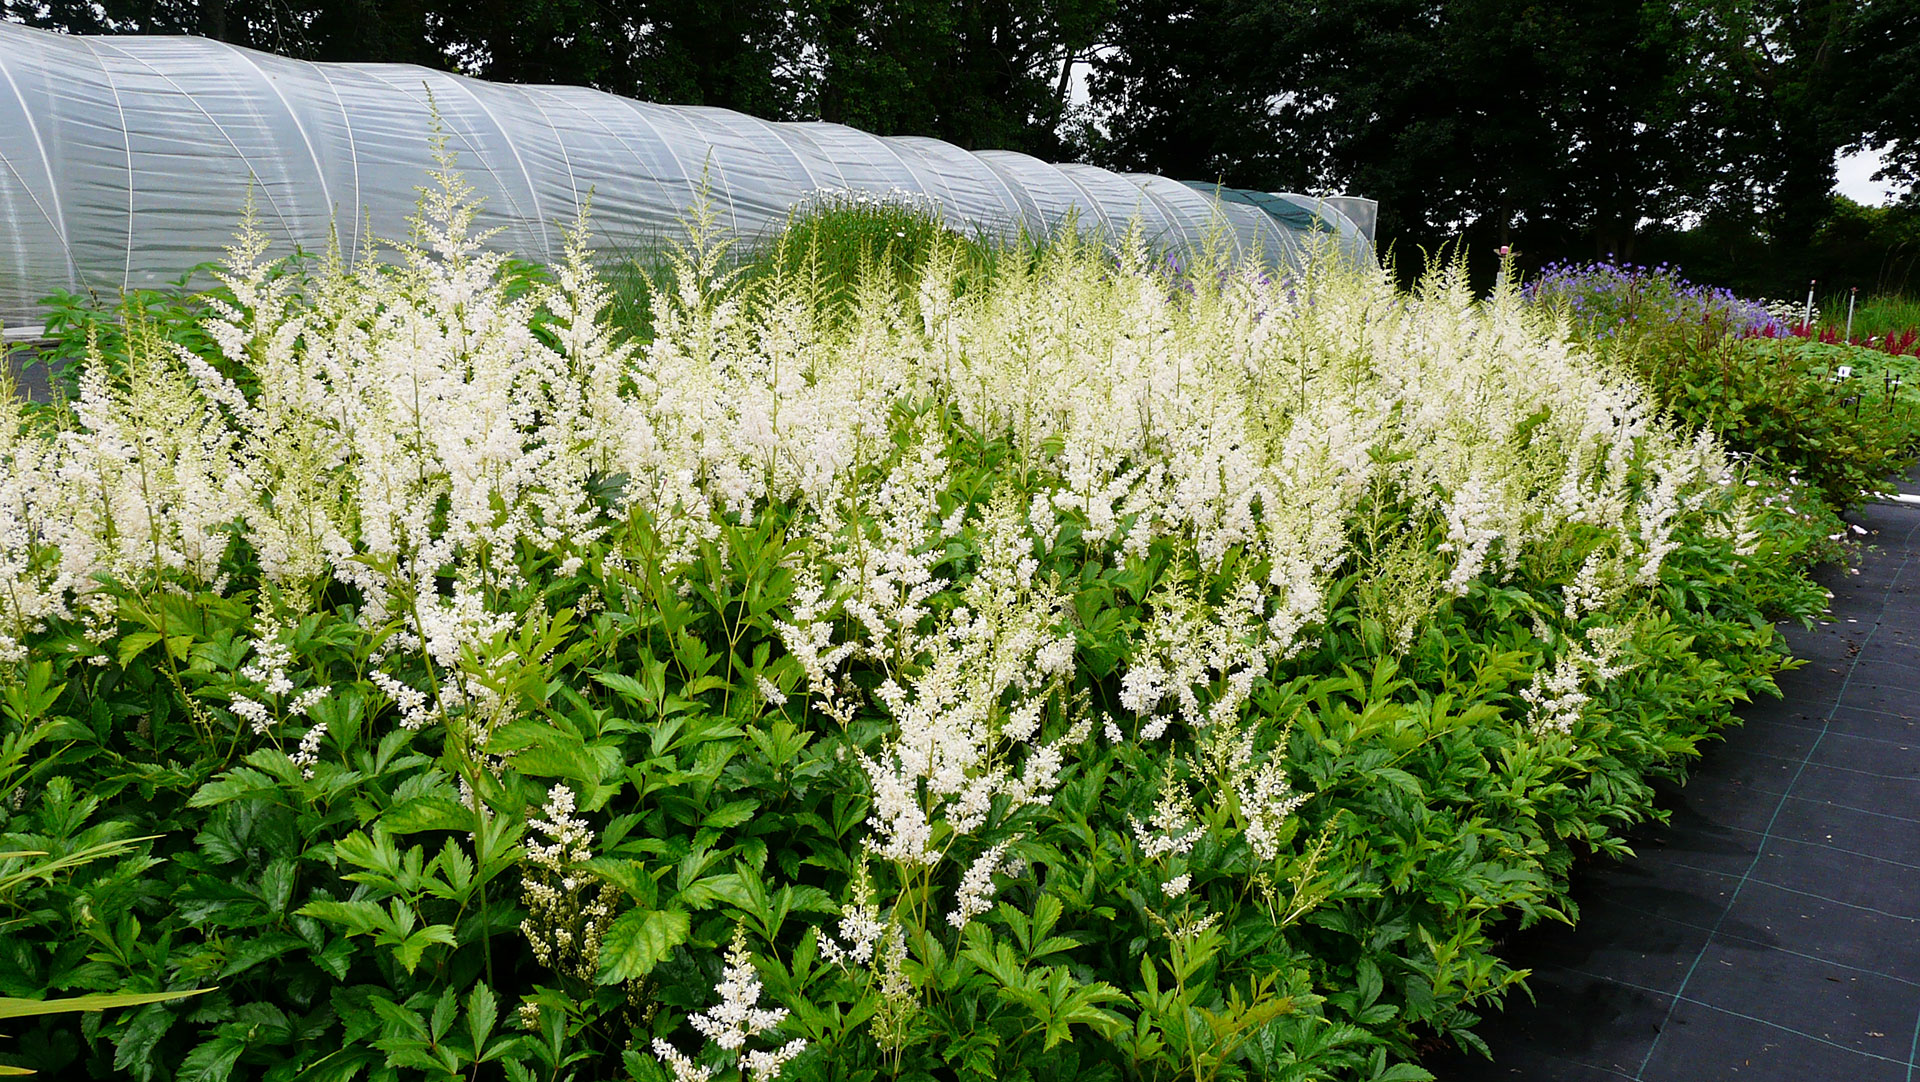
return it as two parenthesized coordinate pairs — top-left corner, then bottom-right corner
(0, 179), (1888, 1082)
(1527, 258), (1920, 509)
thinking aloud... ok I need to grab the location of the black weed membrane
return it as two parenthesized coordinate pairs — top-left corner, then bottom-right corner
(1439, 468), (1920, 1082)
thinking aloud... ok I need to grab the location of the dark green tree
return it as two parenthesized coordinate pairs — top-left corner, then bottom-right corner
(1837, 0), (1920, 198)
(1071, 0), (1302, 188)
(1673, 0), (1878, 261)
(1079, 0), (1721, 260)
(573, 1), (813, 118)
(812, 0), (1110, 153)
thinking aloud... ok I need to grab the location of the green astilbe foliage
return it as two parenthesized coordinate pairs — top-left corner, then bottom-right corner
(0, 680), (210, 1078)
(0, 158), (1857, 1082)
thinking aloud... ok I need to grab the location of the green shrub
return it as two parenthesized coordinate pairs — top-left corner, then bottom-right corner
(1524, 259), (1920, 508)
(0, 165), (1842, 1082)
(1826, 292), (1920, 341)
(763, 189), (981, 299)
(1629, 334), (1920, 507)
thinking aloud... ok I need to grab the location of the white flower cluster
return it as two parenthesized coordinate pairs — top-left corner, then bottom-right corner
(654, 929), (807, 1082)
(225, 619), (332, 737)
(1758, 297), (1816, 327)
(819, 859), (888, 968)
(1521, 622), (1638, 736)
(290, 721), (328, 780)
(1132, 782), (1201, 861)
(948, 837), (1016, 930)
(1120, 572), (1271, 739)
(1238, 759), (1310, 863)
(0, 156), (1765, 1063)
(229, 693), (273, 736)
(240, 621), (295, 696)
(855, 494), (1085, 867)
(519, 784), (615, 981)
(369, 671), (437, 732)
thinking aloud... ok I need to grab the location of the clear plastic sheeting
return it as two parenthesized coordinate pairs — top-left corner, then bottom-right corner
(0, 22), (1375, 336)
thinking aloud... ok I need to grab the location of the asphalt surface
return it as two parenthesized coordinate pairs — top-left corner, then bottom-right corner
(1438, 482), (1920, 1081)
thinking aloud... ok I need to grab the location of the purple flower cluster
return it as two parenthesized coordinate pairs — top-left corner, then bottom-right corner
(1522, 259), (1777, 340)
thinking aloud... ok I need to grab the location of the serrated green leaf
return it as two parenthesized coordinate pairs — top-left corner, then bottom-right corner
(261, 859), (297, 915)
(785, 885), (838, 914)
(309, 938), (354, 981)
(429, 989), (456, 1042)
(597, 908), (689, 984)
(112, 1002), (171, 1075)
(186, 767), (280, 808)
(675, 872), (752, 910)
(592, 671), (654, 705)
(701, 799), (759, 830)
(217, 932), (304, 979)
(467, 983), (497, 1051)
(297, 899), (391, 937)
(1373, 767), (1424, 796)
(177, 1036), (244, 1082)
(583, 858), (659, 908)
(382, 796), (475, 834)
(393, 925), (457, 974)
(117, 631), (163, 669)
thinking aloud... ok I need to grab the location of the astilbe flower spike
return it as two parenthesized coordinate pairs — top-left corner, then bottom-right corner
(654, 929), (807, 1082)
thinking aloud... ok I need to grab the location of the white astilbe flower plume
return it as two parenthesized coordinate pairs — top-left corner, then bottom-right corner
(1522, 622), (1639, 736)
(290, 721), (328, 780)
(819, 858), (888, 968)
(650, 1040), (714, 1082)
(1133, 780), (1201, 860)
(519, 784), (615, 981)
(656, 929), (806, 1082)
(1239, 760), (1310, 863)
(857, 492), (1085, 865)
(948, 838), (1017, 930)
(1121, 570), (1273, 739)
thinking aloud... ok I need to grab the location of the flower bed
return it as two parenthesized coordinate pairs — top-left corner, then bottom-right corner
(1524, 258), (1920, 509)
(0, 171), (1841, 1081)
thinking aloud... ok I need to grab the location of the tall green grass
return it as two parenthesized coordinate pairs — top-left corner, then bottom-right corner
(1819, 291), (1920, 339)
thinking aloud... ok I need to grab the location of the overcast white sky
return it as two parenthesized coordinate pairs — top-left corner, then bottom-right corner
(1837, 147), (1910, 206)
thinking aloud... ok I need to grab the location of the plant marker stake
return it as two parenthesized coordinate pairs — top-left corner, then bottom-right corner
(1848, 287), (1857, 342)
(1805, 280), (1816, 332)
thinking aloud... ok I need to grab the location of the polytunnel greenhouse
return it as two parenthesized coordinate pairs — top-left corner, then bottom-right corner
(0, 21), (1375, 337)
